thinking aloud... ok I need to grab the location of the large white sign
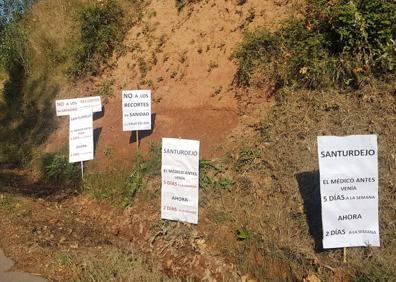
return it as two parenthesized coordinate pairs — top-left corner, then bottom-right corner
(69, 110), (94, 163)
(161, 138), (200, 224)
(122, 90), (151, 131)
(56, 96), (102, 116)
(318, 135), (379, 249)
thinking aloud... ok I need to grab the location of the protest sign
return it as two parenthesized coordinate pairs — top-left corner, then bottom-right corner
(318, 135), (380, 249)
(161, 138), (200, 224)
(122, 90), (151, 131)
(69, 110), (94, 163)
(56, 96), (102, 116)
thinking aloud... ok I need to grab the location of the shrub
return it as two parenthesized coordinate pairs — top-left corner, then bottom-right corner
(40, 153), (81, 186)
(0, 142), (31, 166)
(0, 21), (30, 74)
(233, 0), (396, 89)
(69, 0), (125, 78)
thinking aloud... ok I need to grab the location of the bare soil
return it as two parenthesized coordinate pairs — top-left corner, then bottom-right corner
(45, 0), (294, 170)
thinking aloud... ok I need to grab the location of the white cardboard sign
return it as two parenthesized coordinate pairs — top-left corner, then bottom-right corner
(69, 110), (94, 163)
(161, 138), (200, 224)
(56, 96), (102, 116)
(122, 90), (151, 131)
(317, 135), (380, 249)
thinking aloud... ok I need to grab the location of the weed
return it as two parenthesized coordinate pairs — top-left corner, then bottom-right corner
(235, 176), (252, 191)
(155, 34), (167, 53)
(212, 86), (222, 97)
(95, 80), (114, 97)
(235, 147), (262, 172)
(0, 194), (30, 217)
(138, 57), (148, 78)
(217, 177), (234, 190)
(170, 70), (178, 79)
(103, 144), (113, 157)
(208, 61), (218, 72)
(84, 142), (161, 208)
(56, 251), (74, 268)
(199, 159), (219, 189)
(212, 211), (233, 224)
(83, 169), (127, 205)
(40, 152), (80, 186)
(236, 227), (251, 241)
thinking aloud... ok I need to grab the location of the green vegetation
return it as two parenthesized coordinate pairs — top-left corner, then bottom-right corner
(199, 160), (233, 191)
(95, 79), (114, 97)
(69, 0), (125, 78)
(236, 227), (251, 241)
(84, 142), (161, 207)
(234, 0), (396, 89)
(0, 0), (144, 168)
(40, 152), (81, 186)
(0, 193), (31, 217)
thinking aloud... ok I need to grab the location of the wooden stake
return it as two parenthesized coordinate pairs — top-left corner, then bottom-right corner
(343, 247), (347, 263)
(136, 130), (139, 150)
(81, 161), (84, 179)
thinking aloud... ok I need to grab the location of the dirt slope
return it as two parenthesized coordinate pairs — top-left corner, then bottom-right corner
(46, 0), (294, 169)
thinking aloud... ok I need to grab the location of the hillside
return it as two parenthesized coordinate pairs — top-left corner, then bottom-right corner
(45, 0), (294, 167)
(0, 0), (395, 281)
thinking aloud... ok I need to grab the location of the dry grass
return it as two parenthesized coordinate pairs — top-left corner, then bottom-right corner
(236, 81), (395, 280)
(56, 247), (177, 282)
(193, 80), (396, 280)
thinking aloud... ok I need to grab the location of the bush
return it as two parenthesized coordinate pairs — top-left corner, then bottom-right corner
(40, 153), (81, 186)
(69, 0), (125, 78)
(0, 21), (30, 74)
(233, 0), (396, 89)
(0, 142), (31, 166)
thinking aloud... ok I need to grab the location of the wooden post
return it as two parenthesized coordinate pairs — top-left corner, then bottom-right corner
(81, 161), (84, 179)
(136, 130), (139, 150)
(343, 247), (347, 263)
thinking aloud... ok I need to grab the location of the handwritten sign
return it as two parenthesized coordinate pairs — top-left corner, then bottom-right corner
(318, 135), (380, 249)
(122, 90), (151, 131)
(69, 110), (94, 163)
(161, 138), (200, 224)
(56, 96), (102, 116)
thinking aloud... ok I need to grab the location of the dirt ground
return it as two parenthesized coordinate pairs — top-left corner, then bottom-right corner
(0, 168), (247, 281)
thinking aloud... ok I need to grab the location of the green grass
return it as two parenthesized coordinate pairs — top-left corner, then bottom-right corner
(0, 193), (31, 218)
(84, 142), (161, 208)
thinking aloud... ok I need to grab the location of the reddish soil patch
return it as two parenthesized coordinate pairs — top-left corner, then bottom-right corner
(45, 0), (293, 170)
